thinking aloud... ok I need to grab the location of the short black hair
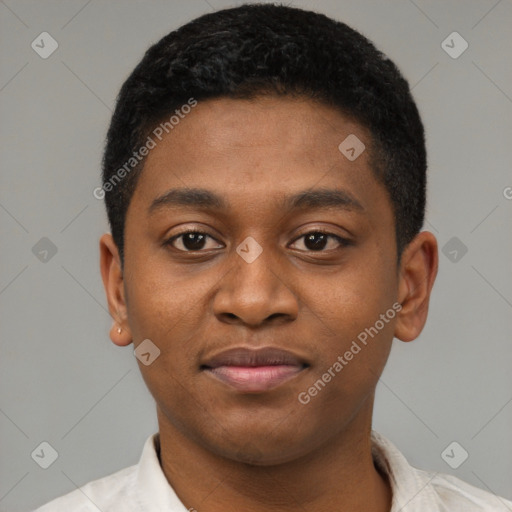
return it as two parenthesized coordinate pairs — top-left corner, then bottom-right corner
(101, 3), (426, 266)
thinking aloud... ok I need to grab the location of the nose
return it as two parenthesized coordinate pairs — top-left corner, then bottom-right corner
(212, 243), (299, 327)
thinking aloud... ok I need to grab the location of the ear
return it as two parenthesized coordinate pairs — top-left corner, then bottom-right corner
(99, 233), (132, 346)
(394, 231), (438, 342)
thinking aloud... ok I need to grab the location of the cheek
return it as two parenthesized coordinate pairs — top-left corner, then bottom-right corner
(303, 253), (397, 387)
(125, 268), (202, 415)
(313, 260), (397, 340)
(123, 256), (216, 374)
(124, 251), (195, 339)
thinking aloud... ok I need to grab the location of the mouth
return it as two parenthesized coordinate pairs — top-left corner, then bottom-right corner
(200, 346), (309, 393)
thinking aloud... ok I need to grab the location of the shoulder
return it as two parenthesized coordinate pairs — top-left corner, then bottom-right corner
(371, 431), (512, 511)
(32, 464), (138, 512)
(425, 469), (512, 511)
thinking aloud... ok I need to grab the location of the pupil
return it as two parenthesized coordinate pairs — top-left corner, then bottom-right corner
(305, 233), (327, 251)
(184, 233), (206, 250)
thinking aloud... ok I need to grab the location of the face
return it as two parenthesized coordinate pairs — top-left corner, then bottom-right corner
(102, 96), (431, 465)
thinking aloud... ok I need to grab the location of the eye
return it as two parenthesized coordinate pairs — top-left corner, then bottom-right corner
(165, 229), (223, 252)
(165, 229), (351, 254)
(290, 230), (351, 252)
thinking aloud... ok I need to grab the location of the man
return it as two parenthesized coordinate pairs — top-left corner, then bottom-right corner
(34, 3), (512, 511)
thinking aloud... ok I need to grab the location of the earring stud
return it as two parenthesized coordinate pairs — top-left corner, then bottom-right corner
(117, 327), (122, 334)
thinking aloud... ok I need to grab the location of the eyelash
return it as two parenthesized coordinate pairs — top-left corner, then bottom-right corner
(165, 228), (351, 253)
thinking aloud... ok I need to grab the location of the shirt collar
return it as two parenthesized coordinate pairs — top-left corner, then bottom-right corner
(134, 431), (439, 511)
(371, 431), (439, 511)
(134, 433), (189, 511)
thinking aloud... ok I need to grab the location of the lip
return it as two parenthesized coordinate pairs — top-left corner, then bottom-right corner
(201, 347), (309, 393)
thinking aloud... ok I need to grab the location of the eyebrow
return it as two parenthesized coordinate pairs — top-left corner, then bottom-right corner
(148, 187), (364, 215)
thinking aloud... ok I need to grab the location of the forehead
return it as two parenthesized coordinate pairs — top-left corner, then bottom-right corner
(128, 96), (388, 220)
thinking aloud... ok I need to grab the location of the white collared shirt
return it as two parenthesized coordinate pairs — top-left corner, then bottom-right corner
(33, 431), (512, 511)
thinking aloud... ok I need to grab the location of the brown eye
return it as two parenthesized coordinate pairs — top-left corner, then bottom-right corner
(290, 231), (350, 252)
(166, 230), (222, 252)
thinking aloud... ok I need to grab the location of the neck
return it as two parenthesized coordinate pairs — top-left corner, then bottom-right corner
(155, 399), (391, 512)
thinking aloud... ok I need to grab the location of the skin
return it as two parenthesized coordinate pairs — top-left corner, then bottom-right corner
(100, 96), (438, 512)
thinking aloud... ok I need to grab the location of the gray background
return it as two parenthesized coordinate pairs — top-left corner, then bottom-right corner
(0, 0), (511, 510)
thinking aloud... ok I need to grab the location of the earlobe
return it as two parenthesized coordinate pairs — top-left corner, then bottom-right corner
(99, 234), (133, 346)
(394, 231), (438, 342)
